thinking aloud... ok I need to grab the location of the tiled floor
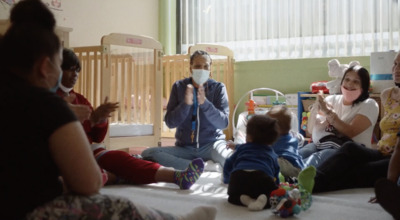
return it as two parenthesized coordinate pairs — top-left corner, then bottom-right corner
(128, 137), (175, 155)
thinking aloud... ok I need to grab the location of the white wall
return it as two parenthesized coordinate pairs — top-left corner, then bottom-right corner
(54, 0), (159, 47)
(0, 0), (159, 47)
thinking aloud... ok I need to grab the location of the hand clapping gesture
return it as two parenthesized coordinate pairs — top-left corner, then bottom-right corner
(185, 84), (207, 106)
(197, 85), (206, 105)
(185, 84), (194, 105)
(90, 97), (119, 126)
(316, 93), (333, 116)
(64, 94), (92, 123)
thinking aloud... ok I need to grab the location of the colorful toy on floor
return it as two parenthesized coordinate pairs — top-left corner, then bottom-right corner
(270, 185), (301, 218)
(270, 166), (316, 218)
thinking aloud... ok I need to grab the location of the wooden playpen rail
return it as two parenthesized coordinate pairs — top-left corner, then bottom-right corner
(73, 48), (157, 126)
(72, 33), (163, 150)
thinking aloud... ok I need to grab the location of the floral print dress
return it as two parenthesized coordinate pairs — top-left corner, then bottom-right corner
(378, 88), (400, 156)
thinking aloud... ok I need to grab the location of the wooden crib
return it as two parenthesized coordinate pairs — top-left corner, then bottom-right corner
(162, 44), (235, 140)
(72, 37), (234, 150)
(73, 33), (163, 151)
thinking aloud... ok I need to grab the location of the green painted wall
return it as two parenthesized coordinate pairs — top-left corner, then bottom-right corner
(232, 56), (371, 114)
(158, 0), (176, 55)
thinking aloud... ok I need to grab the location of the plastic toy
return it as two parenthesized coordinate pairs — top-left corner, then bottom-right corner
(270, 182), (312, 218)
(310, 81), (329, 94)
(301, 112), (311, 131)
(270, 185), (302, 218)
(245, 99), (256, 120)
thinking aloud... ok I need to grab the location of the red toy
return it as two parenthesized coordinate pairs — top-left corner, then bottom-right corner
(270, 185), (303, 218)
(245, 99), (256, 120)
(310, 81), (329, 94)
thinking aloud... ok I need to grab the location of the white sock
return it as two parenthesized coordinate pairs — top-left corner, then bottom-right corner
(180, 206), (217, 220)
(248, 194), (267, 211)
(240, 194), (255, 206)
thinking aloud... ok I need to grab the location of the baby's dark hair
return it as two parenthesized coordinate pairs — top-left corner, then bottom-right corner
(62, 48), (81, 72)
(190, 50), (212, 65)
(267, 105), (292, 135)
(246, 114), (279, 145)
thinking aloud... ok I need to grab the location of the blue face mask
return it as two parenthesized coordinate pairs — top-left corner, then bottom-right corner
(49, 70), (63, 93)
(47, 58), (63, 93)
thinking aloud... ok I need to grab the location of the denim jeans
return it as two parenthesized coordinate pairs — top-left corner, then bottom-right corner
(141, 140), (233, 170)
(299, 143), (337, 168)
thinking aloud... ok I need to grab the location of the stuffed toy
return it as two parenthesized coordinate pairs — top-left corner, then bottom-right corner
(270, 166), (316, 218)
(326, 59), (360, 94)
(270, 184), (302, 218)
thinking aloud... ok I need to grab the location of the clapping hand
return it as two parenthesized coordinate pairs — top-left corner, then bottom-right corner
(197, 85), (206, 105)
(64, 94), (92, 123)
(185, 84), (194, 105)
(90, 97), (119, 126)
(316, 93), (333, 116)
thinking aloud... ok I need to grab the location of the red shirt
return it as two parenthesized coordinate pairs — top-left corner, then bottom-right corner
(56, 89), (108, 143)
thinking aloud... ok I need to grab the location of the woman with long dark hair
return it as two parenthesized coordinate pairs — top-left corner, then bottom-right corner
(300, 65), (379, 168)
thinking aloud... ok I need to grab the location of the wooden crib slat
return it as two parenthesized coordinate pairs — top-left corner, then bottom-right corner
(93, 50), (100, 108)
(145, 62), (151, 124)
(126, 58), (133, 124)
(133, 57), (139, 124)
(72, 46), (102, 109)
(99, 34), (162, 150)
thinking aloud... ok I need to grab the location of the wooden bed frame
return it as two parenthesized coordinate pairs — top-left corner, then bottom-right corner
(73, 33), (163, 151)
(162, 44), (235, 140)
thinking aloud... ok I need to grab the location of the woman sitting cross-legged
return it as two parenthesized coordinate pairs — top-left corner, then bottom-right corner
(299, 65), (379, 168)
(0, 0), (215, 219)
(313, 51), (400, 193)
(59, 48), (204, 190)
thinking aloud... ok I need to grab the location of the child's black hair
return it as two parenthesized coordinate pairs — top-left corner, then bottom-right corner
(190, 50), (212, 65)
(267, 105), (291, 135)
(62, 48), (81, 72)
(246, 114), (279, 145)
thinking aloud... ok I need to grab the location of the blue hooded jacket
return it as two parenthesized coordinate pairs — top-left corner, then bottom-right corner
(165, 77), (229, 147)
(223, 142), (280, 184)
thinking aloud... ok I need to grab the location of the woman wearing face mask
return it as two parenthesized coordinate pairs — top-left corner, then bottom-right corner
(312, 55), (400, 193)
(142, 50), (232, 170)
(314, 54), (400, 194)
(0, 1), (217, 219)
(299, 65), (379, 169)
